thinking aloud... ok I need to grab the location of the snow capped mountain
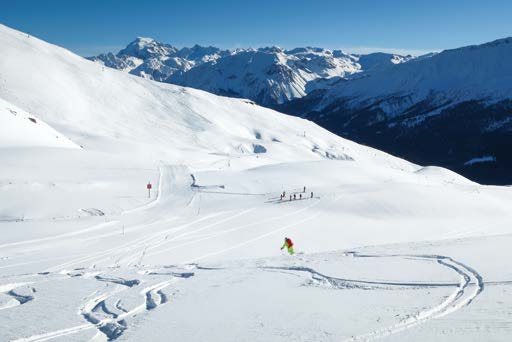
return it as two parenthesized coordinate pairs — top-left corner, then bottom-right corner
(89, 37), (229, 82)
(169, 47), (362, 105)
(118, 37), (178, 59)
(91, 39), (415, 106)
(320, 37), (512, 108)
(355, 52), (416, 72)
(176, 44), (227, 63)
(281, 37), (512, 184)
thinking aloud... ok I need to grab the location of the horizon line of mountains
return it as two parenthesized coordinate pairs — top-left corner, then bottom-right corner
(89, 37), (428, 106)
(89, 37), (512, 185)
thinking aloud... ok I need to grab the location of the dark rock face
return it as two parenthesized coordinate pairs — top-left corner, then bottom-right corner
(280, 97), (512, 185)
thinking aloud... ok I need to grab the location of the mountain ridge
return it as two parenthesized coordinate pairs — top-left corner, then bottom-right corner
(89, 38), (415, 106)
(279, 36), (512, 184)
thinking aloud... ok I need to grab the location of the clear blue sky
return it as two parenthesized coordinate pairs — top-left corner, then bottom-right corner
(1, 0), (511, 56)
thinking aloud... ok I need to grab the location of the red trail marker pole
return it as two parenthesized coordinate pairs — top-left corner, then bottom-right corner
(147, 182), (152, 198)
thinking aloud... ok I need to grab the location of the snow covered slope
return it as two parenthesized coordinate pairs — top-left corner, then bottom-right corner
(1, 24), (512, 342)
(283, 38), (512, 184)
(0, 98), (78, 149)
(0, 23), (417, 221)
(0, 24), (417, 170)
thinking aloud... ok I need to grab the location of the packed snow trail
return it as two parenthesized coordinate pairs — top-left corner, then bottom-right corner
(37, 164), (326, 272)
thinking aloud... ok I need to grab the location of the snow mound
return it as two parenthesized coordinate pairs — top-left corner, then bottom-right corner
(414, 166), (474, 185)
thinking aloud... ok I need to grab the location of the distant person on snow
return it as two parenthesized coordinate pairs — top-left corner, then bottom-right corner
(299, 194), (302, 200)
(293, 194), (296, 200)
(311, 192), (313, 198)
(303, 186), (306, 193)
(281, 237), (294, 255)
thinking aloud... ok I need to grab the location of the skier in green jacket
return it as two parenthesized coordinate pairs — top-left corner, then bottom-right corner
(281, 237), (294, 255)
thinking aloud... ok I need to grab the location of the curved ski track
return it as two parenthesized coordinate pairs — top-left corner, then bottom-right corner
(265, 252), (484, 341)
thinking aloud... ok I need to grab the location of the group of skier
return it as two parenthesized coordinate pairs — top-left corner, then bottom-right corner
(279, 186), (313, 201)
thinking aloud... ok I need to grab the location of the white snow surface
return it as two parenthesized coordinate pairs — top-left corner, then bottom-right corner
(0, 98), (79, 149)
(1, 24), (512, 342)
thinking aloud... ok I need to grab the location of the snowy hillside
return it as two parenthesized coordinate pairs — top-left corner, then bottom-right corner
(90, 39), (415, 106)
(0, 23), (417, 220)
(0, 98), (79, 149)
(1, 24), (512, 342)
(282, 37), (512, 185)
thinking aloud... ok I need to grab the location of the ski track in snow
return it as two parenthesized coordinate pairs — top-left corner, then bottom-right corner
(13, 277), (182, 342)
(342, 255), (484, 341)
(44, 164), (321, 272)
(147, 196), (321, 259)
(3, 252), (486, 342)
(5, 164), (324, 341)
(265, 252), (484, 341)
(0, 167), (165, 251)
